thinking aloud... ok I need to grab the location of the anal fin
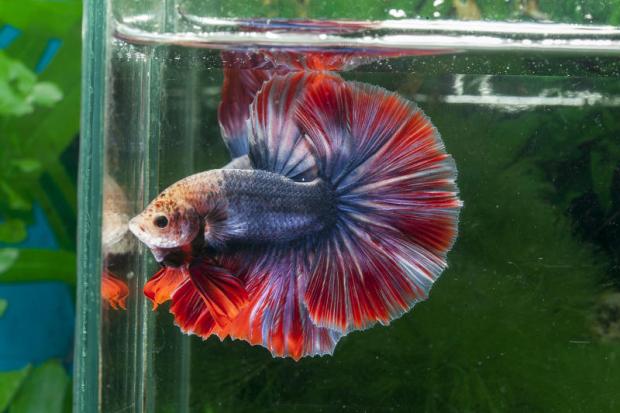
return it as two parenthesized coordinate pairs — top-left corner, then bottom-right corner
(188, 257), (249, 328)
(222, 247), (342, 360)
(144, 266), (187, 310)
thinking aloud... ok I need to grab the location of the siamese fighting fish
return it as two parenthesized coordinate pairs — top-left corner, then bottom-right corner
(129, 67), (461, 360)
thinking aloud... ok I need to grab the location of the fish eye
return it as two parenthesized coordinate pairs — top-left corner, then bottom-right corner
(153, 215), (169, 228)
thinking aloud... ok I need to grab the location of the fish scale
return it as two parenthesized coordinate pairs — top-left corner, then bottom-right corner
(219, 169), (335, 244)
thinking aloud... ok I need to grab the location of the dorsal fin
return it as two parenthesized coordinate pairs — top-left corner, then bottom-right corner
(219, 51), (274, 159)
(246, 73), (317, 182)
(218, 48), (455, 160)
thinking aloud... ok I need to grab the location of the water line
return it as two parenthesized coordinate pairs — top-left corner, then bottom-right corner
(114, 19), (620, 55)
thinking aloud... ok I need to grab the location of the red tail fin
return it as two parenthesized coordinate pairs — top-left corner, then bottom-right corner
(294, 74), (461, 333)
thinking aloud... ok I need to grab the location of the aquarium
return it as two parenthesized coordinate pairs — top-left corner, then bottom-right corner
(76, 1), (620, 412)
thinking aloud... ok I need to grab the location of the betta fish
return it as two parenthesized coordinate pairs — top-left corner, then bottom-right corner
(129, 71), (462, 360)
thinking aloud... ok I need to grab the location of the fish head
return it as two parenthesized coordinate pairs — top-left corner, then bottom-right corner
(128, 195), (200, 251)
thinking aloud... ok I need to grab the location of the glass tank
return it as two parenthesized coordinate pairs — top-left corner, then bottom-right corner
(77, 1), (620, 412)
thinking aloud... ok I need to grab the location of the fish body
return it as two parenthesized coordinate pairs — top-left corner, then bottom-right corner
(218, 170), (335, 244)
(130, 71), (462, 360)
(129, 169), (334, 252)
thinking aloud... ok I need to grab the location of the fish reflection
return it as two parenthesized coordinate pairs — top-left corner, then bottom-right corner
(101, 174), (131, 310)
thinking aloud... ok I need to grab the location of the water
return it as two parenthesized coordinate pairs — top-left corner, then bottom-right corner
(97, 18), (620, 413)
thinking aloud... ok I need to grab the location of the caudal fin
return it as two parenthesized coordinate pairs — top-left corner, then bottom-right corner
(296, 74), (462, 333)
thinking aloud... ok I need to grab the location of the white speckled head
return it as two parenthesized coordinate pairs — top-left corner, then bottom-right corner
(128, 195), (200, 250)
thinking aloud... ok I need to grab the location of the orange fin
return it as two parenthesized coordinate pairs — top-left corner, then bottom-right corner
(144, 266), (187, 309)
(188, 258), (249, 328)
(102, 271), (129, 310)
(170, 278), (225, 338)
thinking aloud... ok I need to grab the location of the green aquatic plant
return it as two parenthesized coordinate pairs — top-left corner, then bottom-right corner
(0, 49), (70, 248)
(0, 51), (76, 283)
(6, 361), (70, 413)
(518, 106), (620, 288)
(0, 366), (30, 412)
(0, 51), (62, 244)
(0, 51), (62, 117)
(0, 2), (81, 413)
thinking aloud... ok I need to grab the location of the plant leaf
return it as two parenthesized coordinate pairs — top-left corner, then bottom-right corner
(0, 83), (33, 116)
(7, 57), (36, 96)
(0, 249), (19, 274)
(0, 366), (31, 412)
(0, 219), (28, 243)
(9, 361), (68, 413)
(0, 182), (30, 211)
(29, 83), (63, 107)
(0, 249), (75, 285)
(0, 298), (7, 318)
(0, 52), (36, 117)
(11, 159), (42, 174)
